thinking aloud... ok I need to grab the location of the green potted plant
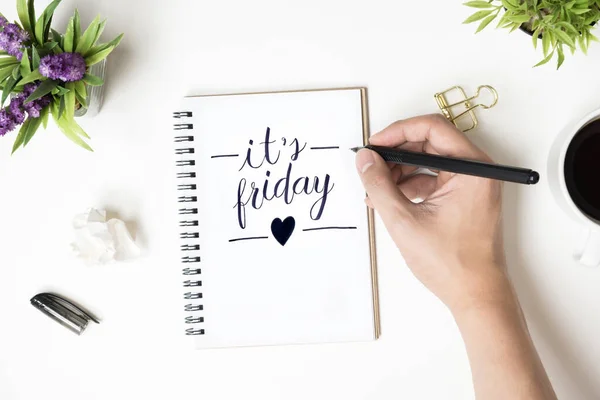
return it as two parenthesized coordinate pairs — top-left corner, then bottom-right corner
(463, 0), (600, 69)
(0, 0), (123, 153)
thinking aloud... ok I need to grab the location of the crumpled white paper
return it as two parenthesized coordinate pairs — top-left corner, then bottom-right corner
(71, 208), (141, 264)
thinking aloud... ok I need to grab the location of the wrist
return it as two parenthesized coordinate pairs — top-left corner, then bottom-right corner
(446, 260), (517, 319)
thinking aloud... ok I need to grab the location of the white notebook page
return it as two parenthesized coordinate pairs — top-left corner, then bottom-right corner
(176, 88), (377, 348)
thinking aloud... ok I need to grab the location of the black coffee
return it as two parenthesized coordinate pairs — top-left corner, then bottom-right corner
(564, 119), (600, 222)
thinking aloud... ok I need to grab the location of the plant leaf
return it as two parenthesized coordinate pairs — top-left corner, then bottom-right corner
(557, 22), (579, 36)
(553, 29), (576, 49)
(500, 17), (515, 28)
(570, 8), (590, 14)
(35, 0), (61, 44)
(11, 118), (31, 154)
(73, 9), (81, 51)
(507, 13), (531, 23)
(463, 1), (493, 8)
(2, 76), (18, 106)
(84, 46), (114, 66)
(57, 121), (93, 151)
(93, 19), (107, 46)
(586, 30), (592, 49)
(12, 65), (21, 80)
(557, 45), (565, 69)
(51, 104), (93, 151)
(75, 90), (87, 109)
(23, 116), (42, 146)
(509, 22), (521, 32)
(34, 11), (45, 44)
(496, 12), (509, 28)
(532, 27), (541, 48)
(534, 50), (554, 67)
(63, 16), (75, 52)
(24, 79), (58, 103)
(65, 115), (90, 139)
(0, 66), (16, 83)
(579, 33), (588, 54)
(61, 124), (93, 151)
(476, 14), (497, 33)
(501, 0), (518, 11)
(58, 95), (65, 119)
(20, 49), (31, 76)
(75, 15), (101, 54)
(41, 104), (49, 128)
(40, 41), (58, 54)
(0, 58), (21, 69)
(83, 73), (103, 86)
(27, 0), (36, 35)
(31, 46), (40, 69)
(43, 10), (57, 42)
(65, 82), (75, 121)
(19, 68), (43, 85)
(0, 59), (15, 68)
(542, 31), (551, 56)
(84, 33), (123, 58)
(74, 80), (87, 99)
(51, 28), (62, 44)
(54, 86), (70, 95)
(463, 10), (494, 24)
(50, 32), (64, 53)
(17, 0), (32, 34)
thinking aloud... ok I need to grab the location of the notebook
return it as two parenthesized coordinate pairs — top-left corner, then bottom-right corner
(173, 88), (379, 348)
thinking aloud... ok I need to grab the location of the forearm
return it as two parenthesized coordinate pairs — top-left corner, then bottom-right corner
(451, 269), (557, 400)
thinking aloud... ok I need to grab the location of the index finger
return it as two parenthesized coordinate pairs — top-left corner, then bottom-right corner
(369, 114), (489, 160)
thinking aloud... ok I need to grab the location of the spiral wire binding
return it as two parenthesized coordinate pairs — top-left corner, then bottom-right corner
(178, 196), (198, 203)
(174, 111), (204, 336)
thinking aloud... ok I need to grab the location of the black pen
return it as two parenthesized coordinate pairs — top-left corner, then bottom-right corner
(351, 145), (539, 185)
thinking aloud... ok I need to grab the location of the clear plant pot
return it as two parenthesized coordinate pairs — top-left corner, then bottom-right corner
(75, 58), (107, 118)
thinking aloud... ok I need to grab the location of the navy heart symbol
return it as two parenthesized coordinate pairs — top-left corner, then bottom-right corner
(271, 217), (295, 246)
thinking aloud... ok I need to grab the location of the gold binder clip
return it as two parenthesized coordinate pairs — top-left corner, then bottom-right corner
(434, 85), (498, 132)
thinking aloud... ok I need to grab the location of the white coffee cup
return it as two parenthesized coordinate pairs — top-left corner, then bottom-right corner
(548, 109), (600, 267)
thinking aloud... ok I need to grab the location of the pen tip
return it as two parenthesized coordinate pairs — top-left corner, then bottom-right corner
(350, 147), (361, 153)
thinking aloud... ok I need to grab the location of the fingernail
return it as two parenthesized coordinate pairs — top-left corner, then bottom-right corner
(356, 149), (374, 173)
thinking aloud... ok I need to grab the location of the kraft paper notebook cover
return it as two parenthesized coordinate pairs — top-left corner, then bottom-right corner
(173, 88), (379, 348)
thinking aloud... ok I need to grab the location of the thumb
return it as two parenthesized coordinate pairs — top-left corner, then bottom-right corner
(355, 149), (413, 220)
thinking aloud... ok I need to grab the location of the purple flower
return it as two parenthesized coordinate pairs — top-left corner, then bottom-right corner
(22, 83), (37, 97)
(39, 54), (62, 79)
(0, 31), (10, 48)
(22, 102), (40, 118)
(9, 99), (25, 124)
(0, 109), (16, 136)
(0, 83), (53, 137)
(3, 23), (29, 42)
(0, 22), (28, 61)
(39, 53), (86, 82)
(6, 40), (23, 60)
(22, 95), (51, 119)
(61, 53), (86, 82)
(38, 95), (51, 109)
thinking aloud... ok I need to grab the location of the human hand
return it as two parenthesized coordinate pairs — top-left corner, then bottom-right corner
(356, 114), (510, 313)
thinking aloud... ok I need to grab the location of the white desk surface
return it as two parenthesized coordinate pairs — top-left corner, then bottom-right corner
(1, 0), (599, 399)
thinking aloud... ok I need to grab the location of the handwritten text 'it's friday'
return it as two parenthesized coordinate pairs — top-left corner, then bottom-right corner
(235, 128), (334, 229)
